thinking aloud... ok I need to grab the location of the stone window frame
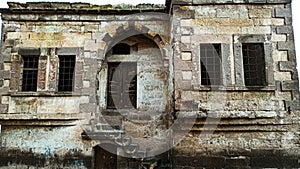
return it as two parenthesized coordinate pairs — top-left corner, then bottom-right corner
(56, 48), (79, 94)
(12, 48), (81, 96)
(192, 43), (232, 90)
(233, 34), (275, 90)
(18, 48), (41, 93)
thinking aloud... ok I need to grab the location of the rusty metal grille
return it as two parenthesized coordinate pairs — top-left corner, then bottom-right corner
(200, 44), (222, 86)
(58, 55), (75, 92)
(242, 43), (266, 86)
(112, 43), (130, 55)
(22, 56), (39, 91)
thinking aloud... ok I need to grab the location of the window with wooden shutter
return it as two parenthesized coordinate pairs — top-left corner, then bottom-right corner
(107, 62), (137, 109)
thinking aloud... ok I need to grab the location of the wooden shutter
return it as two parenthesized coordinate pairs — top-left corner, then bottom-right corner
(107, 62), (137, 109)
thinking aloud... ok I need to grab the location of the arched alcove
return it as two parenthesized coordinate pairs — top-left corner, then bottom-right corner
(97, 34), (169, 113)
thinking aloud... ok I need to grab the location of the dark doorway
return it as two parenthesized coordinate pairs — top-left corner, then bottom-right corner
(107, 62), (137, 109)
(94, 144), (117, 169)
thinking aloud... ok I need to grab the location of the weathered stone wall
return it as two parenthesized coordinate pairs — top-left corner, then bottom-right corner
(172, 0), (300, 168)
(0, 3), (173, 168)
(0, 0), (299, 168)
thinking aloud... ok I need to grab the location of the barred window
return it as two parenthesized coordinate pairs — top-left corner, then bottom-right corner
(112, 43), (130, 55)
(58, 55), (75, 92)
(22, 56), (39, 91)
(200, 44), (222, 86)
(242, 43), (266, 86)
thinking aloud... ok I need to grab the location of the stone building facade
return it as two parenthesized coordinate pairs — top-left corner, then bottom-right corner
(0, 0), (299, 168)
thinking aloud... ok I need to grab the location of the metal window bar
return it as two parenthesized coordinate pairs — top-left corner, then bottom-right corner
(22, 56), (39, 91)
(200, 44), (222, 86)
(58, 55), (75, 92)
(242, 43), (266, 86)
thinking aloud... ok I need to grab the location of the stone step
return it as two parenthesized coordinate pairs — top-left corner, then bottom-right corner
(124, 143), (139, 154)
(115, 135), (132, 146)
(98, 115), (123, 126)
(94, 123), (123, 132)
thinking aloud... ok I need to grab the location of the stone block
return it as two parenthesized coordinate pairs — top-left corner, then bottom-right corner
(191, 18), (252, 26)
(284, 16), (293, 25)
(181, 52), (192, 61)
(195, 6), (217, 19)
(4, 39), (15, 47)
(241, 26), (271, 34)
(271, 34), (286, 42)
(0, 71), (11, 79)
(249, 8), (272, 18)
(279, 61), (296, 72)
(276, 26), (293, 34)
(254, 18), (285, 26)
(285, 100), (300, 111)
(193, 26), (218, 34)
(84, 23), (99, 32)
(274, 7), (292, 18)
(217, 7), (248, 18)
(79, 15), (97, 21)
(179, 100), (199, 111)
(217, 26), (241, 34)
(277, 41), (295, 51)
(102, 33), (112, 42)
(272, 50), (287, 61)
(81, 87), (96, 96)
(172, 0), (192, 4)
(282, 81), (298, 91)
(287, 50), (296, 62)
(79, 103), (97, 113)
(182, 71), (193, 80)
(84, 40), (99, 51)
(181, 36), (191, 44)
(181, 27), (192, 35)
(255, 111), (277, 118)
(267, 0), (291, 3)
(274, 72), (291, 81)
(0, 104), (8, 113)
(248, 0), (266, 3)
(292, 71), (298, 81)
(173, 6), (195, 19)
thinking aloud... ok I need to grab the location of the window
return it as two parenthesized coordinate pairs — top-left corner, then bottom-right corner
(200, 44), (222, 86)
(22, 56), (39, 91)
(107, 62), (137, 109)
(58, 55), (75, 92)
(112, 43), (130, 55)
(242, 43), (266, 86)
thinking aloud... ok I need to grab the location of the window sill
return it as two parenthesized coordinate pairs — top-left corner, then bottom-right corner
(10, 92), (81, 97)
(192, 85), (276, 91)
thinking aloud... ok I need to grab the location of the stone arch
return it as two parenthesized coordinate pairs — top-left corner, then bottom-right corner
(101, 24), (167, 59)
(97, 32), (171, 112)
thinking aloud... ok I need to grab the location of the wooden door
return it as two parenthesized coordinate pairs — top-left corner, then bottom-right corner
(94, 144), (117, 169)
(107, 62), (137, 109)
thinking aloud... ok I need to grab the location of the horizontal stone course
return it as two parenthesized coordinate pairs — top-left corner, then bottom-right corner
(173, 0), (291, 4)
